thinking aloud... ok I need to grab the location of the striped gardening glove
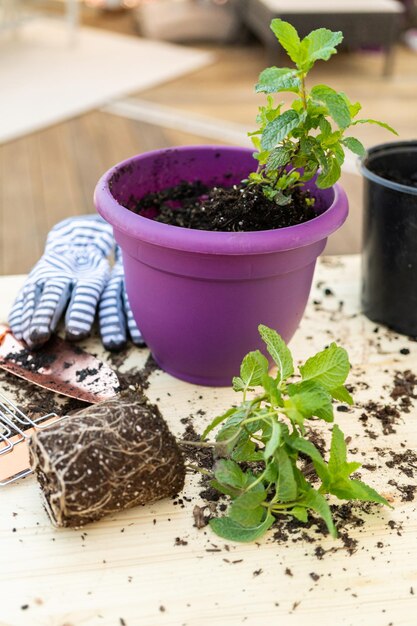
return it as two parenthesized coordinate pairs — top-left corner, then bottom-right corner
(99, 245), (144, 351)
(9, 215), (114, 348)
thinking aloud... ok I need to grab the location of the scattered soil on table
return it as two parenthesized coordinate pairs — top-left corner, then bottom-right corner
(128, 180), (317, 232)
(360, 401), (400, 435)
(390, 370), (417, 413)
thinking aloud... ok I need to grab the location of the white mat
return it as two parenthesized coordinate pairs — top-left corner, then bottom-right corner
(0, 18), (213, 144)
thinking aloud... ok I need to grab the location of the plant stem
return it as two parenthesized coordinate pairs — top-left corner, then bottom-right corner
(300, 72), (307, 111)
(186, 463), (213, 477)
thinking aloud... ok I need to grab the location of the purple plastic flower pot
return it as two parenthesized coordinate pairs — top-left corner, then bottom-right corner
(94, 146), (348, 386)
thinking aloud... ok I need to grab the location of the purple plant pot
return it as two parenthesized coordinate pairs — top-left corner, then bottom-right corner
(95, 146), (348, 386)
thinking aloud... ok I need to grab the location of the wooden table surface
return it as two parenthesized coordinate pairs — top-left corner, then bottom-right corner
(0, 255), (416, 626)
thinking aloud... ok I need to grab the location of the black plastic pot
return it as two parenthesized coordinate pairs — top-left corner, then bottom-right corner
(360, 141), (417, 336)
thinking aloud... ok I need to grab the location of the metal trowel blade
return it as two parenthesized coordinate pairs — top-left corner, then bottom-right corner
(0, 325), (119, 403)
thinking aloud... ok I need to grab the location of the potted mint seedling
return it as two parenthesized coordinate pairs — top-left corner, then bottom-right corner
(95, 20), (394, 386)
(361, 141), (417, 336)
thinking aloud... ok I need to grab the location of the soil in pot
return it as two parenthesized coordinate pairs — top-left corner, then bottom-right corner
(128, 180), (317, 232)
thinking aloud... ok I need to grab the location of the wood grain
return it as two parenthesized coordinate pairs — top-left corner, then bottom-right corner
(0, 256), (417, 625)
(1, 12), (416, 272)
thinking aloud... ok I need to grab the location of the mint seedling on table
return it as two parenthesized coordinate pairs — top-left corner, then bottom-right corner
(248, 20), (397, 206)
(198, 325), (390, 543)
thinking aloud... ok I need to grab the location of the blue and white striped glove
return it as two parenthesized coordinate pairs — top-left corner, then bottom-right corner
(9, 215), (114, 348)
(99, 246), (144, 351)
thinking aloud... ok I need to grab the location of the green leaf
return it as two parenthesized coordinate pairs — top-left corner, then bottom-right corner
(299, 343), (350, 390)
(325, 426), (391, 507)
(264, 420), (282, 460)
(316, 156), (341, 188)
(229, 489), (267, 527)
(264, 460), (278, 483)
(258, 324), (294, 382)
(342, 136), (366, 157)
(288, 436), (329, 484)
(214, 459), (247, 490)
(232, 377), (245, 392)
(300, 488), (337, 537)
(210, 479), (241, 498)
(240, 350), (269, 389)
(261, 110), (300, 151)
(291, 506), (309, 523)
(270, 19), (301, 65)
(300, 28), (343, 69)
(266, 146), (292, 171)
(319, 116), (332, 138)
(255, 67), (300, 94)
(331, 478), (392, 507)
(328, 424), (350, 476)
(231, 436), (263, 463)
(201, 406), (237, 440)
(276, 447), (298, 502)
(311, 85), (351, 129)
(209, 513), (275, 542)
(351, 119), (398, 135)
(331, 385), (354, 405)
(262, 374), (283, 407)
(287, 380), (333, 420)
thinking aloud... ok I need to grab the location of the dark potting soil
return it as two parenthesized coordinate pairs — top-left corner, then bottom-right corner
(0, 349), (159, 433)
(129, 180), (317, 232)
(373, 167), (417, 188)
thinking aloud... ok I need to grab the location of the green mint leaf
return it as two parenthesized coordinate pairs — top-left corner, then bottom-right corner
(209, 512), (275, 542)
(231, 436), (264, 463)
(239, 350), (269, 389)
(331, 385), (354, 405)
(287, 380), (333, 420)
(214, 459), (247, 490)
(255, 67), (300, 94)
(258, 324), (294, 382)
(210, 479), (242, 498)
(327, 424), (348, 478)
(264, 460), (278, 483)
(331, 478), (392, 507)
(288, 436), (329, 484)
(270, 19), (301, 65)
(229, 489), (267, 527)
(332, 142), (345, 166)
(342, 137), (366, 157)
(201, 406), (237, 440)
(261, 110), (300, 151)
(316, 156), (341, 188)
(266, 146), (292, 171)
(291, 506), (309, 523)
(276, 447), (298, 501)
(300, 488), (337, 537)
(319, 116), (332, 138)
(232, 377), (245, 392)
(262, 374), (283, 407)
(299, 343), (350, 390)
(351, 119), (398, 135)
(264, 420), (282, 460)
(300, 28), (343, 69)
(311, 85), (351, 129)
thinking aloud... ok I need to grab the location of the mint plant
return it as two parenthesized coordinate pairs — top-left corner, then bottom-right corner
(200, 325), (390, 543)
(248, 20), (397, 206)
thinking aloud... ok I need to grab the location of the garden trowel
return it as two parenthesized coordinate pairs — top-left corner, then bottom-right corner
(0, 324), (119, 404)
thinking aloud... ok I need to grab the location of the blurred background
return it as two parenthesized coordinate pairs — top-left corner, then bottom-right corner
(1, 0), (416, 275)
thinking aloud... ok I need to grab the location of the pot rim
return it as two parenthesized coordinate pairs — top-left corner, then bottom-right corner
(94, 145), (349, 255)
(360, 140), (417, 196)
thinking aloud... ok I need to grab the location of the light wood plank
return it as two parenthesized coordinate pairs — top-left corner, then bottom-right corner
(0, 257), (417, 625)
